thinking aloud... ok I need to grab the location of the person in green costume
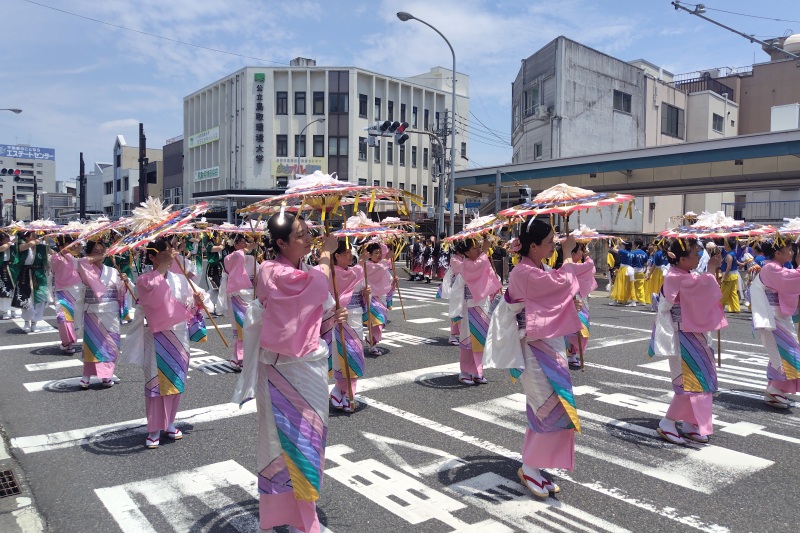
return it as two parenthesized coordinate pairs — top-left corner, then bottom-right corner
(205, 232), (225, 316)
(104, 249), (135, 323)
(0, 231), (18, 320)
(14, 232), (50, 332)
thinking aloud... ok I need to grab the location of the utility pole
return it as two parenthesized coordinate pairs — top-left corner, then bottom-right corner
(138, 123), (148, 204)
(79, 152), (86, 220)
(33, 173), (38, 220)
(11, 186), (16, 221)
(441, 109), (449, 233)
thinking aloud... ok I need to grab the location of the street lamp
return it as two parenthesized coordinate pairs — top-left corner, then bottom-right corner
(397, 11), (457, 236)
(0, 109), (22, 114)
(296, 117), (325, 178)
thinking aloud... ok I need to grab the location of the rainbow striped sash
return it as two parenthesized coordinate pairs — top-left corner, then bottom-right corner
(231, 295), (247, 341)
(362, 297), (388, 328)
(83, 309), (120, 364)
(526, 339), (581, 432)
(677, 330), (718, 393)
(188, 311), (207, 343)
(768, 320), (800, 382)
(468, 306), (489, 353)
(55, 289), (75, 324)
(153, 330), (189, 396)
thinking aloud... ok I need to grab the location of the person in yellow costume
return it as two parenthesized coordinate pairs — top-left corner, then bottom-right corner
(719, 237), (740, 313)
(609, 242), (636, 306)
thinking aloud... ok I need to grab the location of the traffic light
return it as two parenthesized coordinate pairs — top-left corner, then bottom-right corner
(519, 186), (532, 204)
(1, 168), (20, 177)
(393, 121), (409, 145)
(378, 120), (392, 133)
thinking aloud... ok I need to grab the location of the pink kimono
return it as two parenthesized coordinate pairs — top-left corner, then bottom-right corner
(458, 253), (502, 379)
(752, 261), (800, 394)
(224, 249), (256, 367)
(254, 255), (331, 533)
(50, 252), (83, 348)
(364, 259), (392, 346)
(650, 266), (727, 436)
(76, 259), (126, 382)
(565, 258), (597, 358)
(507, 256), (594, 471)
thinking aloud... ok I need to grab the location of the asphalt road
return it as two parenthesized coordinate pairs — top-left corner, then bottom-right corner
(0, 278), (798, 533)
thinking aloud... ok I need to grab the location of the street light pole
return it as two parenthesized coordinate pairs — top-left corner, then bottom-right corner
(297, 117), (326, 178)
(397, 11), (457, 235)
(0, 109), (22, 114)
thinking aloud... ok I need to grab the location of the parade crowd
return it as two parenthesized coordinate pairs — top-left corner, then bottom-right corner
(1, 206), (798, 533)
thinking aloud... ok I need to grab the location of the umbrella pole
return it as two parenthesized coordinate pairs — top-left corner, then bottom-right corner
(578, 331), (585, 372)
(717, 329), (722, 367)
(174, 256), (229, 348)
(564, 214), (586, 371)
(390, 259), (407, 320)
(363, 263), (374, 348)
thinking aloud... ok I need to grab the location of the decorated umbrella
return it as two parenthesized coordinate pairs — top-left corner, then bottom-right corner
(660, 210), (775, 239)
(4, 219), (62, 235)
(49, 220), (86, 237)
(333, 212), (408, 330)
(239, 172), (421, 411)
(498, 183), (635, 223)
(443, 215), (503, 242)
(556, 224), (620, 244)
(105, 198), (227, 346)
(660, 211), (775, 367)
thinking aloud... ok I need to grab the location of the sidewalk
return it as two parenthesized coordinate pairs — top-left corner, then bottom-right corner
(0, 426), (45, 533)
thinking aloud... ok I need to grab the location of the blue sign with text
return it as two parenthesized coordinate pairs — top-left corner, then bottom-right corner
(0, 145), (55, 161)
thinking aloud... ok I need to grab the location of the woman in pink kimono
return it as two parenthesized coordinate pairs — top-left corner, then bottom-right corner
(231, 213), (345, 533)
(455, 237), (501, 385)
(484, 219), (595, 498)
(321, 241), (370, 411)
(649, 238), (725, 444)
(565, 243), (597, 368)
(749, 237), (800, 408)
(50, 236), (84, 354)
(76, 240), (126, 389)
(224, 235), (257, 371)
(138, 238), (208, 449)
(446, 250), (464, 345)
(363, 242), (395, 356)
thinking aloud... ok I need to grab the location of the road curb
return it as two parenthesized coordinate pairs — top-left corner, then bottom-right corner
(0, 425), (46, 533)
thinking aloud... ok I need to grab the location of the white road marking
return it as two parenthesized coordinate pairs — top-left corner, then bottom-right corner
(406, 317), (442, 324)
(25, 360), (83, 372)
(358, 395), (728, 532)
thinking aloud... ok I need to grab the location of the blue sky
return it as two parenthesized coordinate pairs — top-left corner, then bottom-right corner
(1, 0), (797, 180)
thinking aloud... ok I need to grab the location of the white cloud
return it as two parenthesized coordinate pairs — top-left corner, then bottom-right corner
(99, 119), (140, 132)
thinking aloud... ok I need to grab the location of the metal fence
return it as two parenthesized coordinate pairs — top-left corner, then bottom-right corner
(722, 200), (800, 224)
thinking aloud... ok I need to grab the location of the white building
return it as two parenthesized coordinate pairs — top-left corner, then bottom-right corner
(0, 144), (56, 223)
(183, 59), (469, 220)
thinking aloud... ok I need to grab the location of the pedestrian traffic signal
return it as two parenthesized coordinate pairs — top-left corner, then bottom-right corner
(1, 168), (20, 176)
(393, 121), (409, 145)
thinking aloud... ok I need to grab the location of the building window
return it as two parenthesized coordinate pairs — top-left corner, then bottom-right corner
(276, 135), (288, 156)
(358, 94), (368, 118)
(525, 86), (540, 116)
(387, 181), (393, 188)
(435, 112), (440, 130)
(423, 147), (428, 169)
(313, 91), (325, 114)
(712, 113), (724, 133)
(613, 90), (632, 114)
(295, 92), (306, 115)
(661, 103), (685, 139)
(373, 180), (380, 186)
(400, 103), (407, 122)
(387, 142), (393, 165)
(295, 135), (306, 157)
(374, 140), (381, 163)
(329, 93), (348, 113)
(276, 92), (288, 115)
(399, 145), (406, 166)
(328, 136), (348, 156)
(36, 170), (43, 175)
(115, 154), (121, 167)
(411, 146), (417, 168)
(123, 176), (129, 191)
(461, 142), (467, 159)
(374, 97), (381, 120)
(534, 142), (543, 160)
(36, 163), (42, 167)
(358, 137), (367, 160)
(423, 109), (430, 130)
(358, 178), (367, 186)
(513, 104), (520, 130)
(104, 182), (112, 195)
(411, 184), (417, 195)
(313, 135), (324, 157)
(388, 101), (394, 121)
(423, 185), (428, 204)
(412, 106), (418, 127)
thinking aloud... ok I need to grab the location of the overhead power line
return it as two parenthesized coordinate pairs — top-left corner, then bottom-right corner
(22, 0), (289, 66)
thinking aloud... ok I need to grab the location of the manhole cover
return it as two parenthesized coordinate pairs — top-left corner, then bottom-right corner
(0, 469), (21, 498)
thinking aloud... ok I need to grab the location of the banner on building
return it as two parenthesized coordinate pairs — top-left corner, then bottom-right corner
(188, 126), (220, 149)
(272, 157), (327, 177)
(0, 145), (55, 161)
(194, 166), (220, 182)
